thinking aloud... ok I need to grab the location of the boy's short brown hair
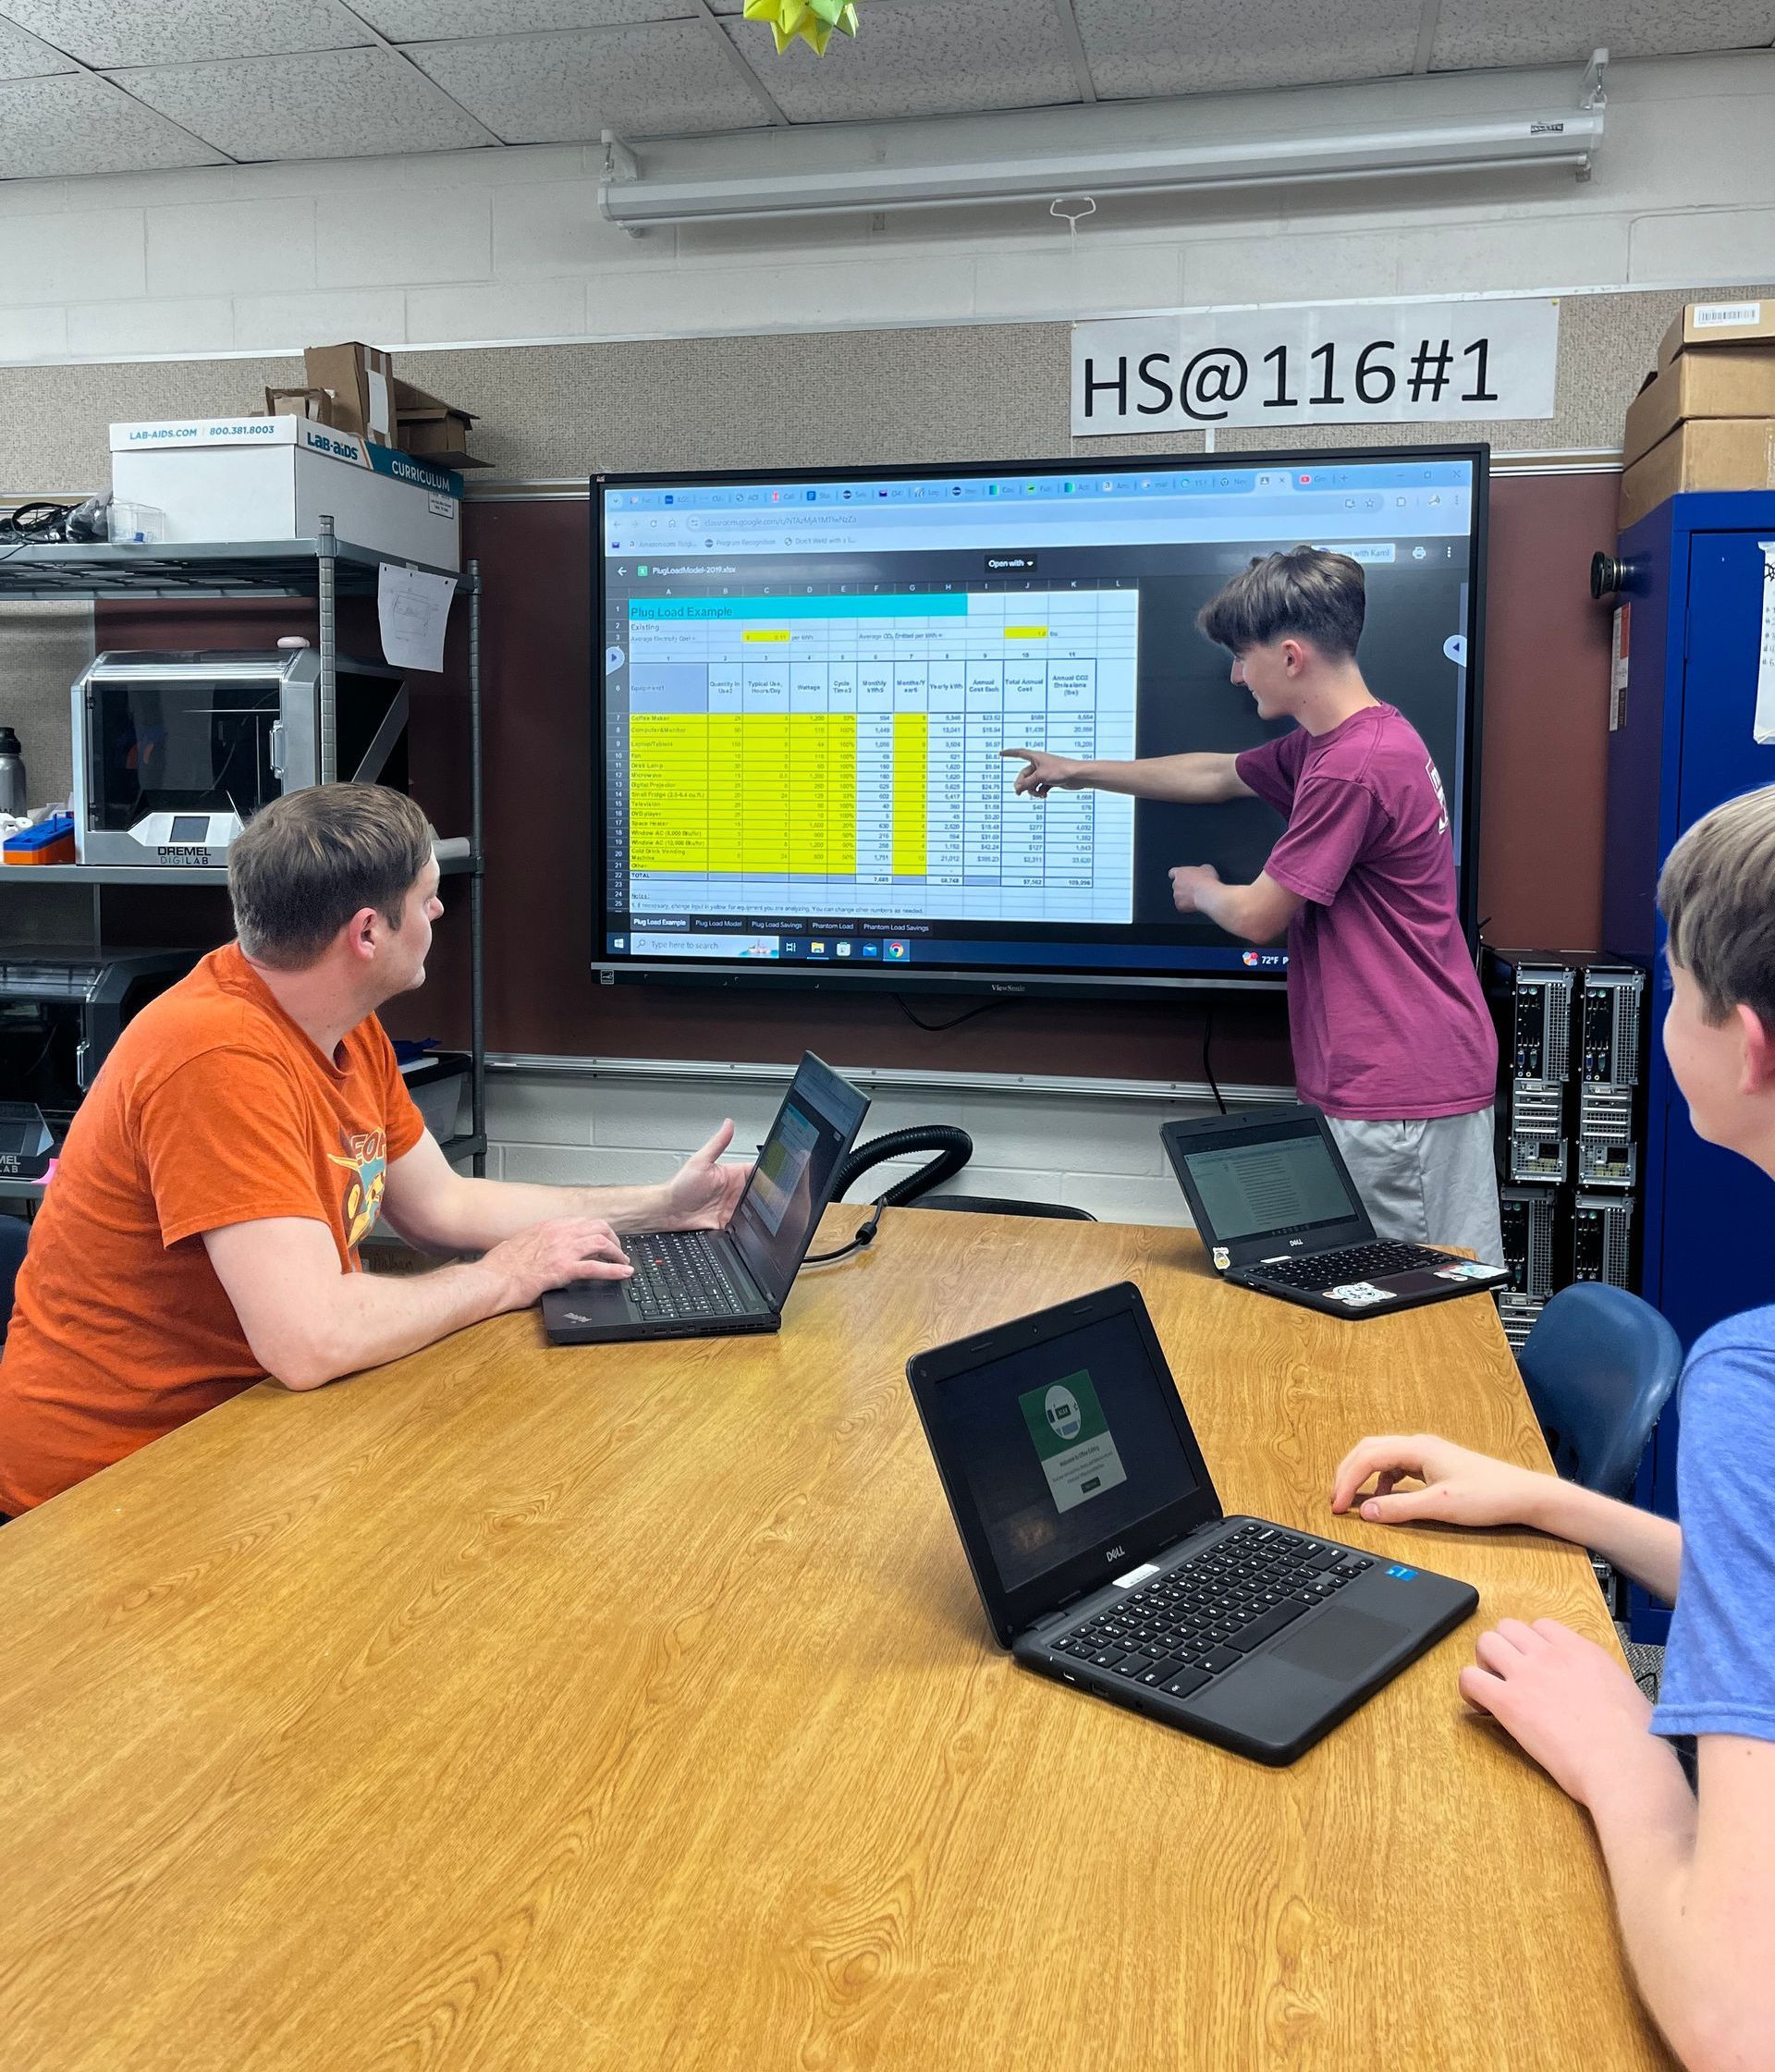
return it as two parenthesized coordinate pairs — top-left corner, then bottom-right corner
(1659, 784), (1775, 1029)
(229, 784), (435, 970)
(1195, 546), (1366, 659)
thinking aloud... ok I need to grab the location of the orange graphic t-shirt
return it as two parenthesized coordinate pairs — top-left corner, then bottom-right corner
(0, 943), (424, 1514)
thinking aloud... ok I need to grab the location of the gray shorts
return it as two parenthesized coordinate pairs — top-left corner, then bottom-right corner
(1326, 1108), (1503, 1265)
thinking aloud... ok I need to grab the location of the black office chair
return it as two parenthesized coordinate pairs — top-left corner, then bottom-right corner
(0, 1213), (28, 1348)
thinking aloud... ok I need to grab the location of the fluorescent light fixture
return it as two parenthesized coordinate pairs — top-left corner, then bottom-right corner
(600, 57), (1608, 231)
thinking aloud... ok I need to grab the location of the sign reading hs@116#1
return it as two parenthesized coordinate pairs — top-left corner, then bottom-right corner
(1071, 299), (1559, 436)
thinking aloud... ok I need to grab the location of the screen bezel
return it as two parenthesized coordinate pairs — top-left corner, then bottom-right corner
(727, 1051), (870, 1307)
(592, 440), (1490, 1000)
(904, 1280), (1223, 1647)
(1160, 1104), (1374, 1267)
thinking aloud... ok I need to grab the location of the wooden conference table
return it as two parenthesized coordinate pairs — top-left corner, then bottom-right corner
(0, 1209), (1673, 2072)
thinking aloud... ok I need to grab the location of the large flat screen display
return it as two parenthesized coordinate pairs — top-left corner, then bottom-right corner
(594, 446), (1486, 997)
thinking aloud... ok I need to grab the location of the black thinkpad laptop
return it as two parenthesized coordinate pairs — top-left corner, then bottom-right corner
(1162, 1104), (1509, 1317)
(542, 1052), (868, 1345)
(906, 1281), (1476, 1765)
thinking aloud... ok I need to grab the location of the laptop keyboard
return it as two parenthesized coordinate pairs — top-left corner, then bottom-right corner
(1050, 1522), (1374, 1701)
(622, 1231), (749, 1322)
(1248, 1239), (1451, 1290)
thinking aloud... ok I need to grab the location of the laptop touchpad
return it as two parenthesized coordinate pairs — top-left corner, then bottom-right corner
(1271, 1606), (1410, 1682)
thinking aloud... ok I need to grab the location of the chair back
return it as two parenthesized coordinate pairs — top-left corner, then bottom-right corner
(0, 1215), (27, 1348)
(1516, 1282), (1683, 1500)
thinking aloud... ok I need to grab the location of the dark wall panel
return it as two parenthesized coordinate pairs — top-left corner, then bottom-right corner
(95, 468), (1615, 1083)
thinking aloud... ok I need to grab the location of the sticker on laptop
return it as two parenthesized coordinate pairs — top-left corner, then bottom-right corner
(1327, 1281), (1398, 1306)
(1435, 1261), (1504, 1281)
(1212, 1246), (1230, 1270)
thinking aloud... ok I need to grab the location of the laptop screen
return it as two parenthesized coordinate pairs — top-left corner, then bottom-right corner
(931, 1306), (1205, 1596)
(728, 1056), (868, 1308)
(1177, 1126), (1358, 1245)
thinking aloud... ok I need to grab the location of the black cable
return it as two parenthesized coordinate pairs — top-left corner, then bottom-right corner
(894, 994), (1000, 1035)
(804, 1206), (884, 1266)
(1202, 997), (1227, 1114)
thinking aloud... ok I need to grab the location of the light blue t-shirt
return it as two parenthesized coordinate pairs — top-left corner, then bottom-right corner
(1652, 1302), (1775, 1744)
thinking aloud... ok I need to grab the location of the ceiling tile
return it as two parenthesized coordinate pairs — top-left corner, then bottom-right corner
(355, 0), (679, 33)
(0, 0), (373, 67)
(1431, 2), (1775, 71)
(1076, 0), (1420, 98)
(0, 15), (73, 80)
(725, 0), (1078, 122)
(0, 73), (226, 178)
(116, 47), (496, 160)
(408, 22), (772, 141)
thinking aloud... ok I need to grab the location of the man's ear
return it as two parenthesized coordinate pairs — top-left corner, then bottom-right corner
(1735, 1002), (1775, 1094)
(345, 905), (380, 962)
(1281, 637), (1309, 677)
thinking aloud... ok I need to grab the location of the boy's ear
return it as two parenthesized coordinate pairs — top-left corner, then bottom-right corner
(1735, 1002), (1775, 1092)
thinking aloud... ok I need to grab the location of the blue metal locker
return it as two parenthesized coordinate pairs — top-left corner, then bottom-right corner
(1604, 492), (1775, 1638)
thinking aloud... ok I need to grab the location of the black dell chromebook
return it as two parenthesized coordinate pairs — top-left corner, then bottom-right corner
(542, 1052), (868, 1346)
(1162, 1104), (1509, 1317)
(906, 1281), (1476, 1765)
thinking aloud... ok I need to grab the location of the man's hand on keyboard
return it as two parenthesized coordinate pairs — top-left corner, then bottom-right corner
(485, 1217), (632, 1306)
(657, 1121), (753, 1230)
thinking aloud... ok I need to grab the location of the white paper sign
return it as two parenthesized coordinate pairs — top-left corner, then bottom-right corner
(377, 562), (456, 673)
(1071, 299), (1560, 436)
(1755, 542), (1775, 745)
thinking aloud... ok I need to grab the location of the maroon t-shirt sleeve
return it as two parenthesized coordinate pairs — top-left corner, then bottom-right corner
(1234, 729), (1304, 815)
(1261, 772), (1382, 906)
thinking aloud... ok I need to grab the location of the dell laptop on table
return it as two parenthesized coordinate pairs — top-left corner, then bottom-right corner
(542, 1051), (869, 1346)
(907, 1280), (1476, 1765)
(1162, 1103), (1509, 1318)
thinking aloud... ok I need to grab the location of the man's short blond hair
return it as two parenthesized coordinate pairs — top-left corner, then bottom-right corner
(1658, 783), (1775, 1028)
(229, 784), (435, 970)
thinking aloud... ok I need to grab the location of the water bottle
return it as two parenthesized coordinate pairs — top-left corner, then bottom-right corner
(0, 728), (24, 818)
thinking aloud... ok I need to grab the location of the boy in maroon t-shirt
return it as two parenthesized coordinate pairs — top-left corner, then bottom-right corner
(1003, 546), (1500, 1261)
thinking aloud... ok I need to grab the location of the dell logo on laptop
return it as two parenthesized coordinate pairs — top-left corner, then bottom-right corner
(1105, 1545), (1126, 1563)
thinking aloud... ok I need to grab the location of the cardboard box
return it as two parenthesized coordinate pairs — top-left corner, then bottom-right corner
(1618, 417), (1775, 529)
(1622, 349), (1775, 466)
(1657, 299), (1775, 366)
(264, 385), (337, 424)
(393, 377), (488, 470)
(111, 416), (461, 570)
(303, 341), (396, 447)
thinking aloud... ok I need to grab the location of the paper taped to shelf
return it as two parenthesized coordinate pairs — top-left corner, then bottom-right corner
(1757, 542), (1775, 744)
(378, 562), (456, 672)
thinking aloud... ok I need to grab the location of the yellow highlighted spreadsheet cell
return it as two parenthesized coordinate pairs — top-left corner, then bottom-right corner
(1005, 626), (1048, 639)
(741, 629), (790, 643)
(892, 713), (927, 877)
(630, 711), (865, 875)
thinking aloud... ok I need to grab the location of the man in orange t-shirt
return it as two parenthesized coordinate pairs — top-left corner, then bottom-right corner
(0, 785), (746, 1516)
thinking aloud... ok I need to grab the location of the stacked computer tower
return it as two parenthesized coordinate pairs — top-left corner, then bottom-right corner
(1487, 953), (1647, 1352)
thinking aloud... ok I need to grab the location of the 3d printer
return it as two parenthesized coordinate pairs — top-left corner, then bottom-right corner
(71, 647), (409, 868)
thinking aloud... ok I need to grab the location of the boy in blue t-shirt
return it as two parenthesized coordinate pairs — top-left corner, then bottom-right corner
(1329, 785), (1775, 2072)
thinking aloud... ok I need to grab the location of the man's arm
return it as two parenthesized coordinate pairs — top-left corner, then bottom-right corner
(203, 1213), (632, 1391)
(1588, 1734), (1775, 2072)
(379, 1121), (751, 1257)
(1002, 747), (1254, 804)
(1169, 865), (1303, 946)
(1456, 1623), (1775, 2072)
(1330, 1432), (1683, 1601)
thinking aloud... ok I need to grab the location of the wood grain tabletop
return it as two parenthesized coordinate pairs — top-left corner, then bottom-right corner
(0, 1208), (1674, 2072)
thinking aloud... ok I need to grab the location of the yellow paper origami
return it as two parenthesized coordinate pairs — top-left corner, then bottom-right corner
(744, 0), (861, 56)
